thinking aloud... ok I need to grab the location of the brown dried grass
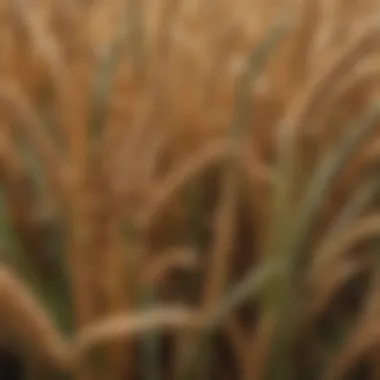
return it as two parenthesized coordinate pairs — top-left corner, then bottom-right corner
(2, 1), (380, 380)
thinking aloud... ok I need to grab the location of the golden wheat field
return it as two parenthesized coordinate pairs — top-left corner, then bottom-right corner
(2, 0), (380, 379)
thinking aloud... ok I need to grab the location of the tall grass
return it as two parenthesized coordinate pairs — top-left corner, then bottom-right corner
(1, 1), (380, 379)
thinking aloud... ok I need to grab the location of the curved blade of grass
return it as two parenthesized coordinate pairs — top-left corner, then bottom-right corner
(87, 0), (137, 144)
(179, 260), (281, 380)
(177, 19), (289, 380)
(228, 21), (289, 139)
(207, 260), (282, 327)
(263, 103), (380, 380)
(289, 102), (380, 268)
(310, 178), (380, 278)
(0, 186), (71, 333)
(5, 134), (64, 279)
(88, 0), (147, 144)
(319, 179), (380, 251)
(323, 233), (380, 380)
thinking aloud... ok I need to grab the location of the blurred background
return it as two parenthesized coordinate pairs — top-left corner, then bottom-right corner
(1, 1), (380, 379)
